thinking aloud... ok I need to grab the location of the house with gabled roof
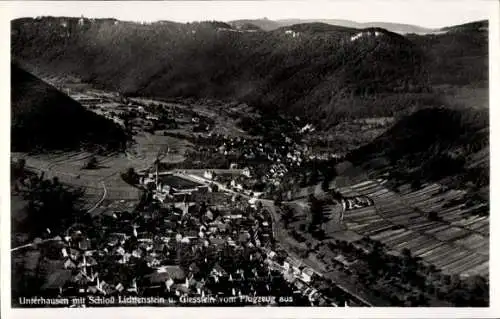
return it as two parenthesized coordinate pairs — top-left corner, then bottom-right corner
(69, 248), (81, 260)
(113, 246), (126, 256)
(64, 258), (77, 270)
(154, 265), (186, 281)
(78, 237), (91, 251)
(211, 263), (227, 277)
(301, 267), (315, 283)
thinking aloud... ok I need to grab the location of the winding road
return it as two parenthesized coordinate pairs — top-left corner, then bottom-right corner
(259, 199), (378, 306)
(86, 181), (107, 213)
(11, 167), (376, 305)
(179, 172), (377, 306)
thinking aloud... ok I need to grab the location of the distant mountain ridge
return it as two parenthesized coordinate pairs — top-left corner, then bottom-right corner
(11, 17), (488, 127)
(441, 20), (489, 33)
(279, 19), (435, 34)
(229, 18), (437, 34)
(229, 18), (488, 34)
(10, 16), (489, 194)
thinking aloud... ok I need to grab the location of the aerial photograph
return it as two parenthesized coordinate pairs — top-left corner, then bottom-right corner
(9, 0), (490, 308)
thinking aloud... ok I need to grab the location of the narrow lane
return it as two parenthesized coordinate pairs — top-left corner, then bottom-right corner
(260, 200), (380, 306)
(179, 172), (380, 306)
(87, 181), (107, 213)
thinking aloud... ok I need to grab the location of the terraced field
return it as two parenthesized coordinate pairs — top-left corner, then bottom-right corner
(11, 128), (193, 204)
(334, 180), (489, 277)
(12, 151), (142, 209)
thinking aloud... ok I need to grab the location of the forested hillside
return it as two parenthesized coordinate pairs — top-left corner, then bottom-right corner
(11, 63), (129, 152)
(12, 17), (487, 127)
(348, 107), (489, 193)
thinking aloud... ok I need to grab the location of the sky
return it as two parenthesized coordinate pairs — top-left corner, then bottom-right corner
(1, 0), (494, 28)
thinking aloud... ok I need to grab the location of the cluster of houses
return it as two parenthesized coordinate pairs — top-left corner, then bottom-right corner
(262, 248), (334, 306)
(200, 167), (255, 194)
(35, 190), (311, 304)
(203, 166), (251, 180)
(141, 172), (211, 203)
(341, 196), (374, 211)
(71, 92), (152, 131)
(264, 163), (289, 186)
(71, 92), (179, 135)
(191, 134), (321, 190)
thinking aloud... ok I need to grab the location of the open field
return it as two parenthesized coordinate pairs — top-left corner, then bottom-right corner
(128, 132), (192, 170)
(12, 151), (142, 209)
(332, 179), (489, 277)
(11, 129), (194, 227)
(11, 150), (144, 246)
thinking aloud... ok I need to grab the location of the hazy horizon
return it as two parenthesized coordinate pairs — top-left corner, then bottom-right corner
(9, 15), (489, 29)
(2, 0), (493, 29)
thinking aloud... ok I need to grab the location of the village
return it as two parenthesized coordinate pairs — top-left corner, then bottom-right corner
(19, 162), (349, 307)
(9, 9), (492, 311)
(12, 87), (365, 307)
(69, 89), (341, 196)
(12, 85), (489, 308)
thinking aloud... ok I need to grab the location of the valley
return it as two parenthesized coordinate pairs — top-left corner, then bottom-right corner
(9, 16), (490, 308)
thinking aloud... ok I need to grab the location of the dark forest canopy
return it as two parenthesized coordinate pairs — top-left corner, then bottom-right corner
(11, 63), (129, 152)
(11, 18), (488, 128)
(348, 107), (489, 190)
